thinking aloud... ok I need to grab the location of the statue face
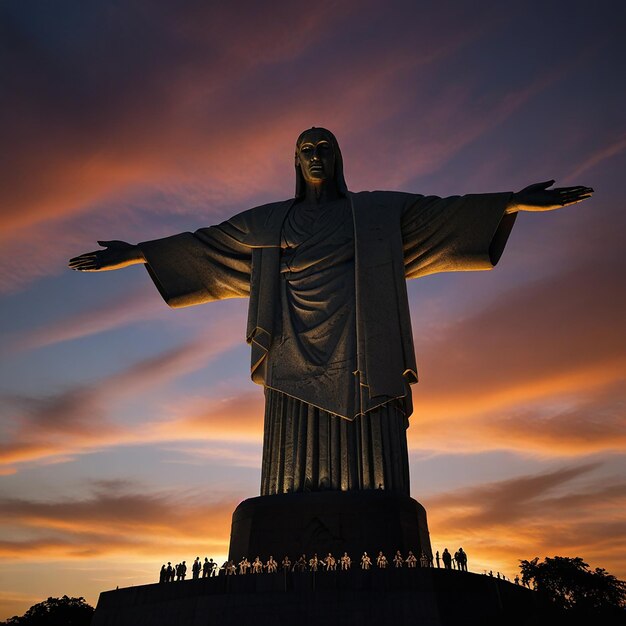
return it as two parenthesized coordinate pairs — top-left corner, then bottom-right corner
(296, 129), (336, 184)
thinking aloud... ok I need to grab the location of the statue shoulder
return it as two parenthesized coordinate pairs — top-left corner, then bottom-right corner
(218, 198), (295, 246)
(350, 191), (418, 227)
(231, 198), (294, 224)
(350, 190), (420, 209)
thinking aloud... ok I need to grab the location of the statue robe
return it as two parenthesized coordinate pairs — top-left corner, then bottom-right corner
(138, 191), (516, 495)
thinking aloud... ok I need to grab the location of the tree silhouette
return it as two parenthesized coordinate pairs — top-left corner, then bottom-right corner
(0, 596), (94, 626)
(520, 556), (626, 622)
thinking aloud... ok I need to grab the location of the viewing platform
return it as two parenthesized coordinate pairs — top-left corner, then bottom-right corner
(92, 567), (539, 626)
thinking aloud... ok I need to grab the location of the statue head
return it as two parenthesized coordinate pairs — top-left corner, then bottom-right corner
(295, 127), (348, 197)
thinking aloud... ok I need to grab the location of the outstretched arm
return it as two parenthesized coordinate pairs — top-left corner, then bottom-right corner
(506, 180), (593, 214)
(68, 240), (146, 272)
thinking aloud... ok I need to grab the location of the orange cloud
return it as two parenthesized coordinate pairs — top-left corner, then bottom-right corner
(424, 464), (626, 580)
(0, 480), (237, 561)
(155, 391), (265, 442)
(406, 237), (625, 455)
(1, 1), (364, 237)
(0, 593), (42, 624)
(408, 374), (626, 456)
(0, 0), (510, 259)
(0, 307), (245, 470)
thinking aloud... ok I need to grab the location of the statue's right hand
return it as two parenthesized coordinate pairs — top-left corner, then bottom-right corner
(68, 240), (145, 272)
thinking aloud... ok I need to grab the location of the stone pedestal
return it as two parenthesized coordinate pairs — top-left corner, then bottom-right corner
(228, 490), (431, 563)
(91, 569), (542, 626)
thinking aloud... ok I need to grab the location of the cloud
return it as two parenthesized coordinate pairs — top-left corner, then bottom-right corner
(424, 464), (626, 579)
(7, 285), (165, 352)
(5, 0), (581, 298)
(409, 378), (626, 457)
(565, 133), (626, 182)
(155, 391), (265, 442)
(480, 383), (626, 453)
(426, 463), (603, 526)
(0, 0), (509, 251)
(407, 234), (626, 456)
(351, 65), (563, 191)
(0, 480), (237, 560)
(0, 0), (358, 235)
(0, 592), (42, 623)
(0, 307), (245, 469)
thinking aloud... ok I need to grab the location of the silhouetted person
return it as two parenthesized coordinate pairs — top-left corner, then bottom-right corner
(309, 553), (320, 572)
(457, 547), (468, 572)
(192, 557), (201, 579)
(514, 575), (520, 585)
(340, 552), (351, 570)
(295, 554), (307, 572)
(324, 552), (336, 571)
(202, 557), (211, 578)
(266, 556), (278, 573)
(376, 551), (388, 568)
(238, 557), (250, 575)
(180, 560), (187, 580)
(166, 562), (174, 582)
(435, 550), (440, 568)
(361, 552), (372, 570)
(442, 548), (452, 570)
(159, 564), (166, 583)
(420, 551), (429, 567)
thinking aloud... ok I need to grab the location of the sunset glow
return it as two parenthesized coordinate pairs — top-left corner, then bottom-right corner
(1, 0), (625, 619)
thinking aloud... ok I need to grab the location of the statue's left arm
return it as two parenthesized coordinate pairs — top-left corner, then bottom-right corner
(402, 181), (592, 279)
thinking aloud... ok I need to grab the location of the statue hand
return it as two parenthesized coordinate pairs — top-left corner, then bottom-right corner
(508, 180), (593, 213)
(68, 240), (145, 272)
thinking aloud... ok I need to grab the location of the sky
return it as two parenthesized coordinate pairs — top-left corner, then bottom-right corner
(1, 0), (625, 619)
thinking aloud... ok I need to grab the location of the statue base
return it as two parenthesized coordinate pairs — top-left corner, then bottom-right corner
(92, 491), (541, 626)
(91, 569), (541, 626)
(228, 490), (432, 563)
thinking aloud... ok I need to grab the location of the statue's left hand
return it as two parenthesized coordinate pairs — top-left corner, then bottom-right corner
(508, 180), (593, 213)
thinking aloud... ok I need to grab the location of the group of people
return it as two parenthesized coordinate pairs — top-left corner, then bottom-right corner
(158, 547), (470, 582)
(159, 558), (219, 582)
(436, 547), (468, 571)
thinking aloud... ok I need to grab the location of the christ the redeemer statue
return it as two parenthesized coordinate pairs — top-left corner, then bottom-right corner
(70, 128), (592, 497)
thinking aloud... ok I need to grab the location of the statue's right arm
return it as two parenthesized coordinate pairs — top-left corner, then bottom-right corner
(68, 240), (145, 272)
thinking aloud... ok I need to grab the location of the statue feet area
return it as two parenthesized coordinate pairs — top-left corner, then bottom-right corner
(228, 490), (431, 564)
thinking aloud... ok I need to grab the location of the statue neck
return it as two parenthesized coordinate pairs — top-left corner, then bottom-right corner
(301, 181), (341, 207)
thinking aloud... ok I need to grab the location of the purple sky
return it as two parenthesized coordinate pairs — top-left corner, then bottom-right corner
(0, 0), (625, 618)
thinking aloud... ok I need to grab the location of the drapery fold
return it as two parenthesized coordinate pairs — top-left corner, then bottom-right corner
(261, 388), (410, 495)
